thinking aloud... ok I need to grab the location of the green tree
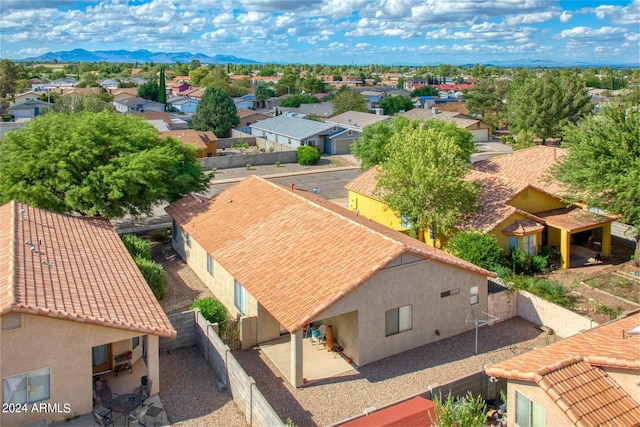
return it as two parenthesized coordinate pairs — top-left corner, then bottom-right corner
(352, 116), (412, 169)
(352, 117), (475, 170)
(411, 86), (439, 97)
(255, 83), (275, 109)
(301, 77), (326, 94)
(332, 88), (367, 115)
(297, 146), (321, 165)
(191, 87), (239, 137)
(506, 71), (592, 141)
(137, 80), (160, 102)
(448, 231), (506, 271)
(464, 79), (510, 129)
(189, 66), (210, 87)
(376, 126), (479, 242)
(158, 68), (166, 106)
(0, 111), (209, 218)
(279, 94), (320, 108)
(431, 392), (487, 427)
(551, 99), (640, 265)
(379, 95), (414, 115)
(0, 59), (22, 97)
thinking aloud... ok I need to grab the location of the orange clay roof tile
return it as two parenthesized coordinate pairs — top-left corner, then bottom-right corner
(0, 201), (175, 338)
(166, 176), (494, 333)
(486, 312), (640, 426)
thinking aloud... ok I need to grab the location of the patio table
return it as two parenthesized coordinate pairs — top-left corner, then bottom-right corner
(111, 393), (142, 425)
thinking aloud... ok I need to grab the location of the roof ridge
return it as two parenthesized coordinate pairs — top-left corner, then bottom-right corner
(536, 355), (584, 378)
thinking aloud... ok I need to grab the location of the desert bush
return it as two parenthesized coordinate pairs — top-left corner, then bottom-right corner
(296, 146), (321, 165)
(508, 275), (572, 308)
(191, 297), (229, 333)
(448, 231), (506, 272)
(134, 257), (167, 300)
(122, 234), (151, 260)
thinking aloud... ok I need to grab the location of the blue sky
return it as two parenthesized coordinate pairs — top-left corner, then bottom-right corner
(1, 0), (638, 65)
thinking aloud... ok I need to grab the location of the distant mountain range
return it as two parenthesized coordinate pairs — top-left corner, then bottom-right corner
(16, 49), (636, 68)
(20, 49), (260, 64)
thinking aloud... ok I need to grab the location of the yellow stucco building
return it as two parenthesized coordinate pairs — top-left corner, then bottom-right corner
(346, 146), (614, 269)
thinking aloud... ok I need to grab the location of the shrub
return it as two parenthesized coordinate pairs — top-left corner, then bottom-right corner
(275, 160), (281, 167)
(149, 228), (169, 242)
(509, 248), (531, 274)
(191, 297), (229, 333)
(448, 231), (506, 272)
(122, 234), (151, 260)
(134, 257), (167, 300)
(296, 146), (320, 165)
(596, 304), (624, 320)
(432, 392), (487, 427)
(508, 275), (572, 308)
(246, 162), (251, 169)
(531, 255), (548, 273)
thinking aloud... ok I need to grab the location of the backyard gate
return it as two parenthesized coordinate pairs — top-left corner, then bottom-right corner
(219, 318), (241, 350)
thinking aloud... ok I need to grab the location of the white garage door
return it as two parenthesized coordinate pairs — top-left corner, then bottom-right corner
(470, 129), (489, 142)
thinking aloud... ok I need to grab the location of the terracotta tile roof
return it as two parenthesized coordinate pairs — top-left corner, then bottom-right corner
(501, 219), (545, 236)
(487, 312), (640, 378)
(537, 358), (640, 427)
(340, 396), (436, 426)
(160, 129), (216, 150)
(344, 167), (383, 201)
(473, 145), (566, 197)
(166, 176), (493, 333)
(536, 207), (615, 232)
(0, 201), (175, 338)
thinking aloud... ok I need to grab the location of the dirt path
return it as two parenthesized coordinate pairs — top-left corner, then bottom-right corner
(151, 241), (215, 314)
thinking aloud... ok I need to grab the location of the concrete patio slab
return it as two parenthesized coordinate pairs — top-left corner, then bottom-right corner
(260, 335), (356, 385)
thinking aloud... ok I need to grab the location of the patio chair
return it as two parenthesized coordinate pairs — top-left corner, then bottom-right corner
(93, 411), (115, 427)
(311, 324), (326, 347)
(94, 380), (117, 417)
(128, 404), (149, 427)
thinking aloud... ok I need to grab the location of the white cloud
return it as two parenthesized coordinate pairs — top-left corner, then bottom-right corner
(582, 0), (640, 25)
(556, 26), (628, 42)
(559, 11), (572, 23)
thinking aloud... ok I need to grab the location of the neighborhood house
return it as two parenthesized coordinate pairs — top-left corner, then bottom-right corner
(0, 201), (176, 426)
(166, 176), (494, 388)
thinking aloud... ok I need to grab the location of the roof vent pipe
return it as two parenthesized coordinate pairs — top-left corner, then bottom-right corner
(290, 183), (295, 191)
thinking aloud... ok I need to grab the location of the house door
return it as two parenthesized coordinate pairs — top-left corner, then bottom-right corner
(92, 344), (112, 374)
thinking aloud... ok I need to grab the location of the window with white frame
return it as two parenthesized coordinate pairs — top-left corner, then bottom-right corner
(470, 286), (479, 305)
(186, 233), (191, 248)
(234, 280), (246, 314)
(515, 391), (545, 427)
(206, 254), (214, 276)
(3, 368), (50, 405)
(385, 305), (412, 337)
(523, 235), (536, 256)
(132, 337), (140, 350)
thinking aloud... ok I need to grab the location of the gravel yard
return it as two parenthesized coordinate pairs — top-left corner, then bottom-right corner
(234, 317), (555, 426)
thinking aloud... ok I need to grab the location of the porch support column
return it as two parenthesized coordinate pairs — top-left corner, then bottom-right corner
(147, 335), (160, 395)
(290, 329), (303, 388)
(601, 224), (612, 257)
(560, 230), (570, 269)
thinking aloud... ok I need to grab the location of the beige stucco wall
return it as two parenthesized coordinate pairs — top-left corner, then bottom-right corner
(507, 380), (572, 427)
(604, 367), (640, 399)
(173, 226), (258, 320)
(0, 314), (159, 426)
(319, 258), (488, 366)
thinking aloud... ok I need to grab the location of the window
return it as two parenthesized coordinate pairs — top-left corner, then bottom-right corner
(207, 254), (214, 276)
(515, 391), (545, 427)
(523, 235), (536, 256)
(385, 305), (412, 336)
(508, 236), (519, 251)
(172, 221), (178, 241)
(132, 337), (140, 350)
(234, 280), (246, 314)
(470, 286), (479, 305)
(186, 234), (191, 248)
(441, 288), (460, 298)
(3, 368), (50, 405)
(400, 215), (412, 229)
(429, 225), (436, 241)
(1, 313), (22, 331)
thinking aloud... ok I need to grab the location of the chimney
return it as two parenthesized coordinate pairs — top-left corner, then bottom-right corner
(290, 183), (295, 191)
